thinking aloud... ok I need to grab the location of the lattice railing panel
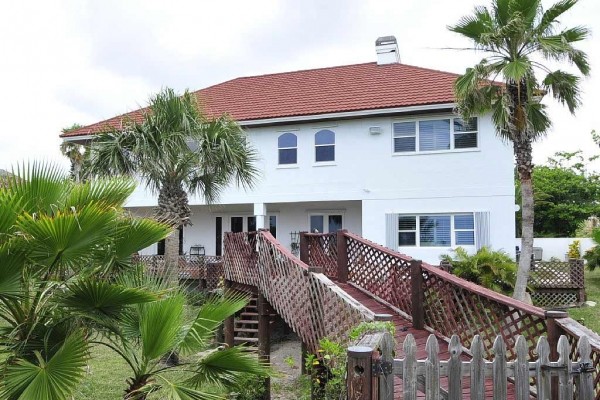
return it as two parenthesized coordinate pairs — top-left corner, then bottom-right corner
(223, 232), (258, 287)
(344, 232), (412, 316)
(256, 232), (373, 354)
(529, 259), (585, 289)
(420, 264), (547, 360)
(305, 233), (338, 279)
(531, 290), (579, 308)
(558, 318), (600, 400)
(134, 254), (222, 283)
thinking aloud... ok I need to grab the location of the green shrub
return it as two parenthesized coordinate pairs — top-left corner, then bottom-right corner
(584, 228), (600, 270)
(568, 240), (581, 259)
(349, 321), (395, 342)
(440, 247), (516, 295)
(229, 373), (267, 400)
(306, 338), (347, 400)
(305, 322), (396, 399)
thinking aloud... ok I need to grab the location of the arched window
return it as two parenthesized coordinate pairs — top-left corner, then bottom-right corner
(278, 132), (297, 165)
(315, 129), (335, 162)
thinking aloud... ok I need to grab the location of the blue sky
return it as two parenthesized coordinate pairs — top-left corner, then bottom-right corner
(0, 0), (598, 171)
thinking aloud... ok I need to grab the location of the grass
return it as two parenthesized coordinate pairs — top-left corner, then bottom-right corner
(568, 268), (600, 334)
(75, 345), (131, 399)
(73, 343), (225, 399)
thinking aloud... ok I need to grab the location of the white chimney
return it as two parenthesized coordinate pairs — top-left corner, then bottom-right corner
(375, 36), (400, 65)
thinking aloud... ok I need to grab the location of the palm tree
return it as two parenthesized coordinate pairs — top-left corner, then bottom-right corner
(449, 0), (590, 301)
(82, 275), (270, 399)
(0, 162), (171, 399)
(59, 141), (86, 182)
(85, 88), (259, 282)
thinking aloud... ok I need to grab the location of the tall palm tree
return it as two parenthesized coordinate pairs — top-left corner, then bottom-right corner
(85, 88), (259, 282)
(449, 0), (590, 301)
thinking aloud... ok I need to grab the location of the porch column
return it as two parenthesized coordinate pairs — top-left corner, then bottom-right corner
(254, 202), (266, 231)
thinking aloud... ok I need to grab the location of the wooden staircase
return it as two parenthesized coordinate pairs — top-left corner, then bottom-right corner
(233, 295), (260, 350)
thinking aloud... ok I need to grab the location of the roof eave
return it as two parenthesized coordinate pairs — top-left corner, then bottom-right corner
(237, 102), (457, 127)
(62, 102), (457, 140)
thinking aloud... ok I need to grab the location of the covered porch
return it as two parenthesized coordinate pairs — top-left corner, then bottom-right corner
(129, 200), (362, 257)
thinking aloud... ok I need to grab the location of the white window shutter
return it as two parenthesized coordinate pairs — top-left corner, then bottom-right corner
(385, 213), (399, 250)
(474, 211), (490, 250)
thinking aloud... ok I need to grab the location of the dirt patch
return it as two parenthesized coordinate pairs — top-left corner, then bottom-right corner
(270, 334), (309, 400)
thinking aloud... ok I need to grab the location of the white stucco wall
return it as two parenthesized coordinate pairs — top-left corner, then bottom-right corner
(126, 111), (515, 261)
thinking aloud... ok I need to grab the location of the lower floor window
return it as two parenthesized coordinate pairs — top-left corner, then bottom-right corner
(398, 214), (475, 247)
(310, 214), (343, 233)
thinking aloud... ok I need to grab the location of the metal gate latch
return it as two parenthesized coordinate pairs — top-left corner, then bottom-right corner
(372, 359), (393, 376)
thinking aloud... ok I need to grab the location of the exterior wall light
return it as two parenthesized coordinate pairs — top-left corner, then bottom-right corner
(369, 126), (382, 135)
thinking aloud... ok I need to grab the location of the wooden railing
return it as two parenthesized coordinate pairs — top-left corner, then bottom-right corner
(347, 331), (595, 400)
(301, 232), (338, 279)
(134, 254), (223, 289)
(302, 230), (600, 398)
(224, 231), (376, 354)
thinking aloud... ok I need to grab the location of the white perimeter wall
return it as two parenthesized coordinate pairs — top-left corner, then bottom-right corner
(515, 237), (595, 261)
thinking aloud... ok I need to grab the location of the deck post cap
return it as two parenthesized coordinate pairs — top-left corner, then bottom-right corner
(374, 314), (393, 321)
(545, 310), (568, 318)
(348, 346), (373, 358)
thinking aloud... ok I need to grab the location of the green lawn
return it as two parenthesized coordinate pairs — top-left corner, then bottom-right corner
(568, 268), (600, 334)
(74, 345), (131, 399)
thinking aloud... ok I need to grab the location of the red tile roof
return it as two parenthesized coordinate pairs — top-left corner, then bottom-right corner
(61, 62), (459, 138)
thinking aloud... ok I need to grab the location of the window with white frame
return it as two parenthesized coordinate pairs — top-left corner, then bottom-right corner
(397, 214), (475, 247)
(278, 132), (297, 164)
(310, 214), (343, 233)
(315, 129), (335, 162)
(393, 117), (478, 153)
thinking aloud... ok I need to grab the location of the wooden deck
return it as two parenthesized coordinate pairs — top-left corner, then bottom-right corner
(337, 282), (523, 399)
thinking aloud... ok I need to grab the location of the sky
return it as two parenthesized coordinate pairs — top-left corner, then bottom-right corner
(0, 0), (598, 172)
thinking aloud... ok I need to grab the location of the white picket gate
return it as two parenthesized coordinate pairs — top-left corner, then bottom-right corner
(347, 332), (595, 400)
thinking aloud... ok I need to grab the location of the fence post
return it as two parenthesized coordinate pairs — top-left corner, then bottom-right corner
(546, 309), (568, 399)
(223, 279), (235, 348)
(374, 315), (394, 400)
(258, 293), (271, 400)
(410, 260), (424, 330)
(347, 346), (373, 400)
(300, 231), (309, 265)
(337, 229), (349, 283)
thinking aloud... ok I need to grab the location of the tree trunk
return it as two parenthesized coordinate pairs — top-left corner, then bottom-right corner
(513, 139), (534, 302)
(164, 229), (179, 284)
(156, 181), (191, 284)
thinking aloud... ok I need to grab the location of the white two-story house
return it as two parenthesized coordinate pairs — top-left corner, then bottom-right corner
(61, 37), (516, 264)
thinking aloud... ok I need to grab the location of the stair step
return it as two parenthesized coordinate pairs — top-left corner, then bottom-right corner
(234, 336), (259, 343)
(235, 319), (258, 325)
(241, 312), (258, 317)
(235, 328), (259, 333)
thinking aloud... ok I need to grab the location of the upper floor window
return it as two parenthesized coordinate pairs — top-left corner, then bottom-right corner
(315, 129), (335, 162)
(393, 117), (478, 153)
(278, 132), (297, 164)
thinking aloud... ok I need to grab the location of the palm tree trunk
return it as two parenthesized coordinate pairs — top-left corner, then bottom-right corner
(513, 139), (534, 302)
(164, 229), (180, 284)
(156, 182), (191, 284)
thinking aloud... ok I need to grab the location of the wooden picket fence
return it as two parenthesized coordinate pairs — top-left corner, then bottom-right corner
(347, 331), (595, 400)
